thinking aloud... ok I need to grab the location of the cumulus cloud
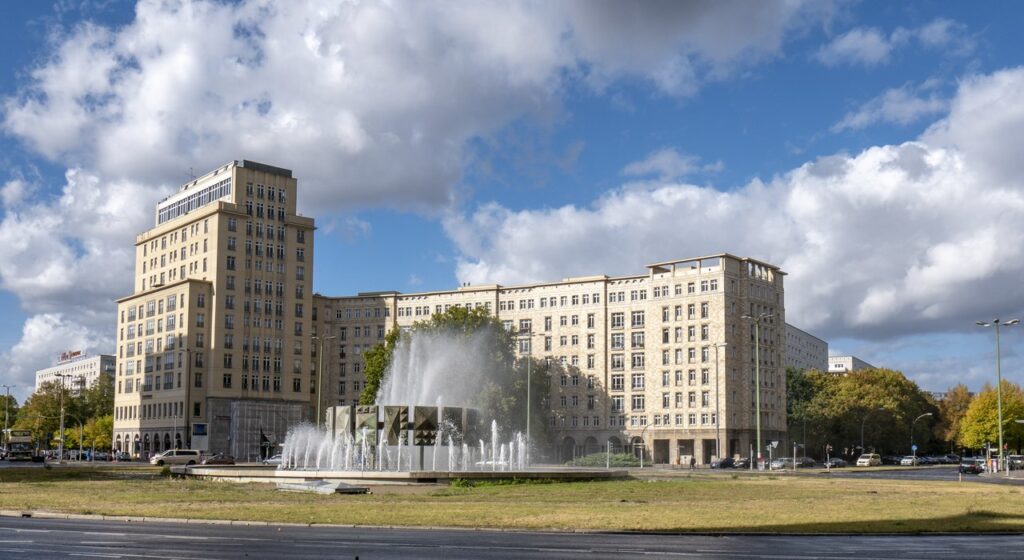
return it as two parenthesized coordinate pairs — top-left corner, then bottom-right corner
(817, 18), (973, 67)
(2, 0), (823, 213)
(832, 82), (947, 131)
(445, 67), (1024, 343)
(622, 147), (723, 180)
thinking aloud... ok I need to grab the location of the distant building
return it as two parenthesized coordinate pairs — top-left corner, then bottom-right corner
(35, 351), (115, 394)
(827, 355), (874, 375)
(784, 324), (827, 372)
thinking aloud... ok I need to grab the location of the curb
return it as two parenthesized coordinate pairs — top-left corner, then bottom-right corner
(3, 509), (1024, 537)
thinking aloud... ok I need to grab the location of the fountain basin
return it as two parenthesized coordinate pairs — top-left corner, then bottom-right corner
(173, 464), (629, 485)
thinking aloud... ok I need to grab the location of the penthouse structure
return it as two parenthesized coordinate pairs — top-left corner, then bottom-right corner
(113, 161), (315, 460)
(313, 255), (787, 465)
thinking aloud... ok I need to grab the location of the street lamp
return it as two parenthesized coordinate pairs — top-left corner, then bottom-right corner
(976, 318), (1019, 472)
(741, 312), (776, 466)
(713, 343), (727, 461)
(911, 412), (933, 463)
(1, 384), (14, 452)
(861, 407), (885, 453)
(513, 330), (543, 466)
(311, 335), (336, 428)
(54, 373), (74, 463)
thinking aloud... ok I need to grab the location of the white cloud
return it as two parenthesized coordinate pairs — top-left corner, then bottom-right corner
(445, 67), (1024, 345)
(2, 0), (823, 213)
(816, 18), (973, 67)
(816, 27), (893, 66)
(832, 83), (947, 131)
(0, 314), (112, 400)
(622, 148), (722, 180)
(0, 178), (31, 209)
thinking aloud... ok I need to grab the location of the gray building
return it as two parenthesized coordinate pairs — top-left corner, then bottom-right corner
(827, 355), (874, 375)
(784, 324), (827, 372)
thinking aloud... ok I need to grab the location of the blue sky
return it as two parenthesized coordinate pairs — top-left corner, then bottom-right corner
(1, 1), (1024, 401)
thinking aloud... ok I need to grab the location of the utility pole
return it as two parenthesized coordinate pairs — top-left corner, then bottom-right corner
(713, 343), (727, 461)
(741, 312), (775, 467)
(976, 319), (1018, 473)
(312, 335), (336, 428)
(1, 384), (13, 452)
(56, 373), (71, 463)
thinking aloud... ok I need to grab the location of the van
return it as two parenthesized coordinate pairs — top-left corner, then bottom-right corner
(856, 453), (882, 467)
(149, 449), (201, 466)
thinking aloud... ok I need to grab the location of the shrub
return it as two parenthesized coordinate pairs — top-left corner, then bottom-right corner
(566, 452), (641, 468)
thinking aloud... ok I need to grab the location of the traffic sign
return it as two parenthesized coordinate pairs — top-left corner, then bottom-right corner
(911, 444), (918, 452)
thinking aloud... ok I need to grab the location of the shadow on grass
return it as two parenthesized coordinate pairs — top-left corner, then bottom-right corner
(0, 466), (158, 483)
(638, 509), (1024, 534)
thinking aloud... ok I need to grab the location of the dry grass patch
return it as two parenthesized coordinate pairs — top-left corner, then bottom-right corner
(1, 467), (1022, 532)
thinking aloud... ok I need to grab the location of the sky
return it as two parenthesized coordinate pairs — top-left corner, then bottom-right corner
(1, 0), (1024, 402)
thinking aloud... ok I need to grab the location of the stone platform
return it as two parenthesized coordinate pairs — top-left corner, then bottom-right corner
(172, 464), (629, 485)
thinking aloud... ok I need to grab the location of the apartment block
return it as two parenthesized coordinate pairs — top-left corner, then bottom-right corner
(784, 324), (828, 372)
(35, 352), (115, 394)
(113, 161), (315, 460)
(313, 255), (787, 465)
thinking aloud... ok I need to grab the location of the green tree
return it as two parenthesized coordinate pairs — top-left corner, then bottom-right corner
(959, 381), (1024, 453)
(802, 368), (938, 457)
(81, 373), (115, 419)
(0, 393), (19, 430)
(360, 327), (402, 405)
(84, 415), (114, 451)
(13, 381), (65, 448)
(934, 383), (973, 449)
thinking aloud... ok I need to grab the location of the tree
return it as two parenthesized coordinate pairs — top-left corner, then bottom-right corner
(84, 415), (114, 451)
(934, 384), (973, 449)
(360, 327), (402, 405)
(959, 380), (1024, 453)
(0, 393), (19, 429)
(786, 367), (817, 447)
(801, 368), (938, 457)
(81, 373), (114, 419)
(13, 381), (65, 447)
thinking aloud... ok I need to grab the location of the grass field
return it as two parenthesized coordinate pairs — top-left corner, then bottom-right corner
(1, 466), (1022, 533)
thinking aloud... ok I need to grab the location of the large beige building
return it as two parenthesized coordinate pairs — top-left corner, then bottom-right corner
(313, 254), (787, 465)
(113, 161), (315, 460)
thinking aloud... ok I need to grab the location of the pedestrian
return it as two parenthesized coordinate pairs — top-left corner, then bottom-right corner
(690, 456), (696, 470)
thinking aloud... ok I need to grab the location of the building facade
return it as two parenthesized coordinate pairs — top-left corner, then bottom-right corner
(35, 352), (115, 394)
(313, 254), (787, 465)
(828, 355), (874, 375)
(784, 324), (828, 372)
(113, 161), (315, 460)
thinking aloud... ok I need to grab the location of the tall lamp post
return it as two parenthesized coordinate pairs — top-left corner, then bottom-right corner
(1, 384), (14, 451)
(860, 407), (885, 452)
(513, 331), (542, 466)
(911, 412), (933, 463)
(312, 335), (336, 428)
(713, 343), (727, 461)
(976, 319), (1018, 472)
(55, 373), (73, 463)
(741, 312), (775, 466)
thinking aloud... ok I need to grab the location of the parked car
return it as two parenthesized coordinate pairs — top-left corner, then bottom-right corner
(769, 457), (793, 470)
(856, 453), (882, 467)
(114, 451), (132, 462)
(899, 455), (919, 466)
(733, 458), (751, 469)
(149, 449), (201, 466)
(201, 453), (235, 466)
(1007, 455), (1024, 470)
(794, 457), (816, 468)
(823, 457), (847, 468)
(959, 458), (985, 474)
(710, 457), (735, 469)
(942, 454), (961, 464)
(262, 454), (283, 466)
(881, 455), (903, 465)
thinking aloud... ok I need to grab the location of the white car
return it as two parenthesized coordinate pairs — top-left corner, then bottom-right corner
(855, 453), (881, 467)
(149, 449), (201, 466)
(899, 455), (919, 466)
(262, 454), (282, 466)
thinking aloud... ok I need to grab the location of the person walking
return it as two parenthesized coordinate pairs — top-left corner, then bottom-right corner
(690, 456), (696, 470)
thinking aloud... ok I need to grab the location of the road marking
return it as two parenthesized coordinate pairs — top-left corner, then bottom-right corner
(70, 554), (124, 558)
(0, 540), (33, 543)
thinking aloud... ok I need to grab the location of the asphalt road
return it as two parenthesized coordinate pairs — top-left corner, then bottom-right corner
(820, 465), (1024, 484)
(1, 516), (1022, 560)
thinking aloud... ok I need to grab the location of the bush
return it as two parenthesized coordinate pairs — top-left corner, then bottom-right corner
(566, 452), (641, 468)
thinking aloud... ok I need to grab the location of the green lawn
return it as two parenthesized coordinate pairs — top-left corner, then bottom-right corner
(1, 467), (1022, 533)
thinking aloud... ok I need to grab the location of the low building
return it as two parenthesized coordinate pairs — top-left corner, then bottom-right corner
(35, 351), (115, 394)
(784, 324), (827, 372)
(827, 355), (874, 375)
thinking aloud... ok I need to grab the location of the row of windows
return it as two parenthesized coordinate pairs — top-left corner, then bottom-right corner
(245, 182), (287, 203)
(157, 179), (231, 224)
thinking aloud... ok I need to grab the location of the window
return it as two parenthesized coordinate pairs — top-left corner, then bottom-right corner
(611, 395), (624, 413)
(700, 302), (709, 319)
(631, 352), (645, 369)
(702, 391), (710, 407)
(631, 373), (645, 390)
(611, 354), (624, 370)
(610, 312), (624, 329)
(631, 331), (645, 348)
(611, 374), (624, 390)
(223, 373), (232, 388)
(631, 311), (645, 328)
(631, 394), (645, 411)
(611, 333), (625, 350)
